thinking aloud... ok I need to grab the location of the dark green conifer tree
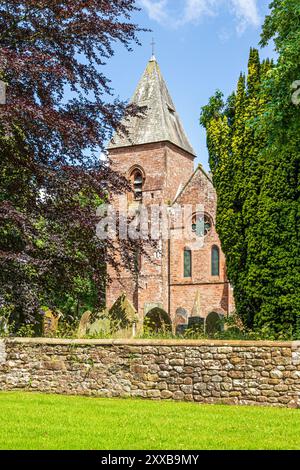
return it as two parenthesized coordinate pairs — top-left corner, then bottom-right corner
(202, 1), (300, 336)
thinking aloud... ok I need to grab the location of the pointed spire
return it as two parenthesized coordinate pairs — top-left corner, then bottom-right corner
(109, 58), (195, 156)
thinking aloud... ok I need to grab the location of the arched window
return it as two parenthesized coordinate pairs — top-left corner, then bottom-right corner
(131, 168), (143, 201)
(184, 248), (192, 278)
(211, 245), (220, 276)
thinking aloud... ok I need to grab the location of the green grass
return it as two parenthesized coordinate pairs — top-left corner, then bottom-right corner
(0, 392), (299, 450)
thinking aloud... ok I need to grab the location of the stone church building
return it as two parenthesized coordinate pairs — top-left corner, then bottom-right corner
(106, 56), (235, 331)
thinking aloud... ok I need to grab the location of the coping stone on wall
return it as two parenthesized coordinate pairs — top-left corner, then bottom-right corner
(3, 337), (294, 347)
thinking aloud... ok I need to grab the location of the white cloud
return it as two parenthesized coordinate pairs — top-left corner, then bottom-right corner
(230, 0), (261, 33)
(140, 0), (261, 33)
(180, 0), (217, 25)
(139, 0), (168, 23)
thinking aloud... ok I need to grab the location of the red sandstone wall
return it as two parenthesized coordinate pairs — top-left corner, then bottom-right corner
(169, 167), (234, 321)
(108, 141), (194, 205)
(106, 143), (235, 324)
(170, 284), (229, 321)
(107, 142), (194, 320)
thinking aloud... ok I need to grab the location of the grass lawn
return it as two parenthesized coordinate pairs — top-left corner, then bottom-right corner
(0, 392), (299, 450)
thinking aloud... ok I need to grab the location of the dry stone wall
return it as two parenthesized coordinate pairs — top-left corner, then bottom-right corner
(0, 338), (299, 408)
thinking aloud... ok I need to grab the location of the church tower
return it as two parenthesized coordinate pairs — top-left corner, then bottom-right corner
(106, 56), (235, 329)
(106, 56), (196, 321)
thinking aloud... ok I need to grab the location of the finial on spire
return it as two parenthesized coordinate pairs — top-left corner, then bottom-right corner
(150, 37), (156, 61)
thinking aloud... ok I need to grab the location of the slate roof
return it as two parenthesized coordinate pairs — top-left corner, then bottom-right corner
(108, 56), (196, 156)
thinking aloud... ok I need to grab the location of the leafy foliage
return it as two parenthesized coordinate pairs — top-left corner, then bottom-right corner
(0, 1), (147, 326)
(201, 0), (300, 335)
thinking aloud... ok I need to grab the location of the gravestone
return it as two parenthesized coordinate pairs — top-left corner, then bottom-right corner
(144, 307), (171, 333)
(77, 311), (92, 338)
(87, 309), (111, 337)
(0, 316), (8, 335)
(191, 290), (201, 317)
(205, 312), (224, 336)
(187, 316), (205, 333)
(175, 308), (188, 335)
(144, 302), (163, 316)
(109, 294), (138, 331)
(175, 307), (188, 325)
(42, 309), (59, 336)
(176, 324), (188, 336)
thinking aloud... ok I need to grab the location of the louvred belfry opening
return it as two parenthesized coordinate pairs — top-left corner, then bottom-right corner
(132, 169), (143, 201)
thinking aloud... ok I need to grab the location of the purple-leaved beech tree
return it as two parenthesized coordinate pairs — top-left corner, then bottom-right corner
(0, 0), (148, 325)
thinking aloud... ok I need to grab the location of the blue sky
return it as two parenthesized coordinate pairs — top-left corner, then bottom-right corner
(105, 0), (276, 170)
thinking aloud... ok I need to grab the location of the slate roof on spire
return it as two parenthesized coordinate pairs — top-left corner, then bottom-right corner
(108, 57), (196, 156)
